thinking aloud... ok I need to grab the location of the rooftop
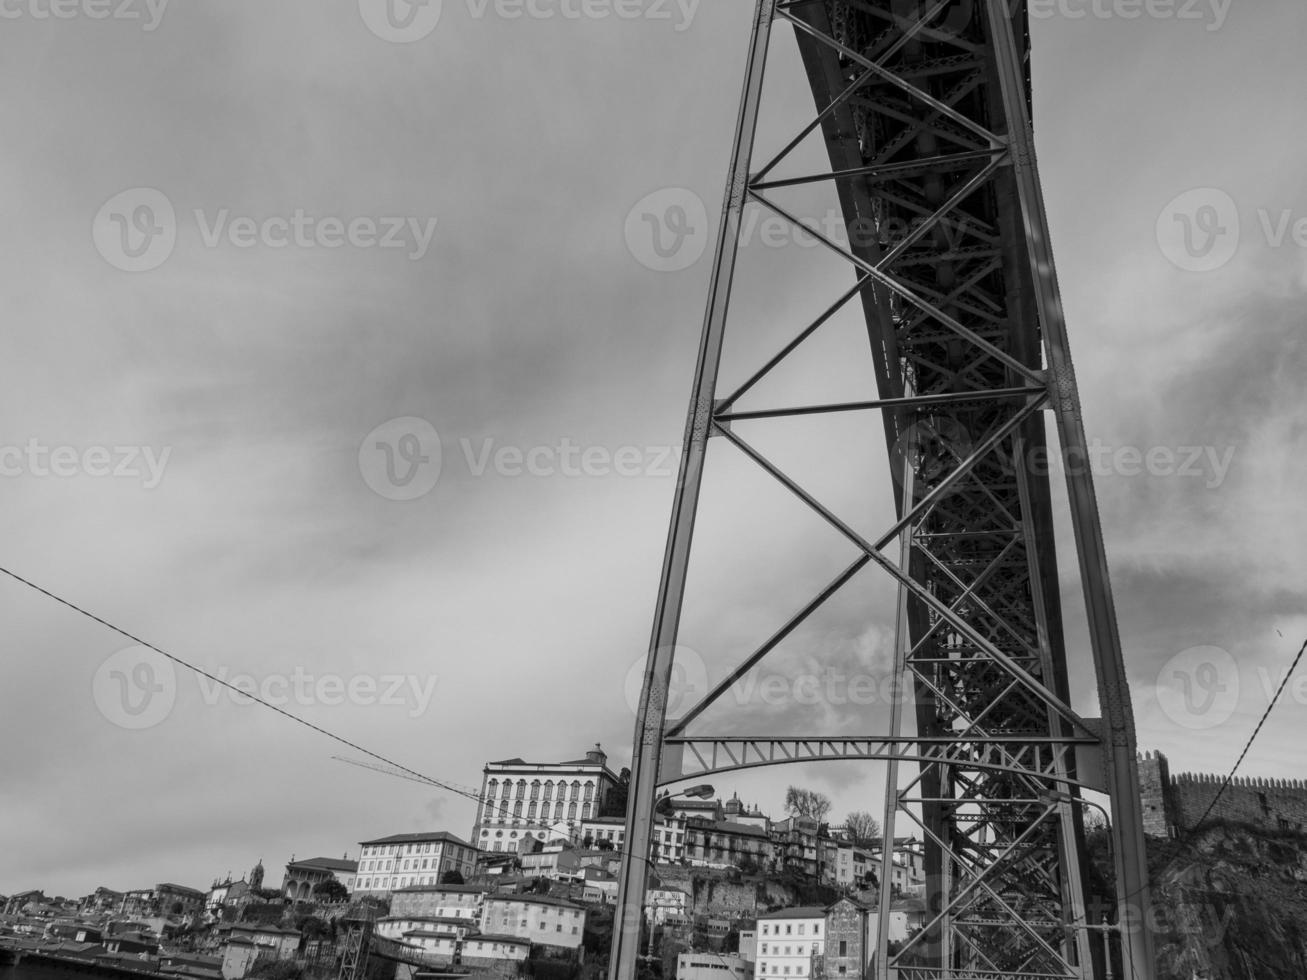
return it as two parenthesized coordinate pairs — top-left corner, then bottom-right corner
(756, 907), (827, 921)
(288, 857), (358, 872)
(359, 832), (475, 849)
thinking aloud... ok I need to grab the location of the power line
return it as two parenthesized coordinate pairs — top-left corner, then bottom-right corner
(1191, 634), (1307, 831)
(1048, 633), (1307, 980)
(0, 564), (458, 796)
(0, 561), (589, 835)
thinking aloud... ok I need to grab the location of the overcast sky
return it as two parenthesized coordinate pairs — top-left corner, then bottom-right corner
(0, 0), (1304, 900)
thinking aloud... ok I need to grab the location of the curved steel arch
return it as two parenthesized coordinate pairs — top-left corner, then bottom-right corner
(611, 4), (1155, 980)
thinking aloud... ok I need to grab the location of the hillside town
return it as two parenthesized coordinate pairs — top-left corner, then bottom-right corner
(0, 746), (928, 980)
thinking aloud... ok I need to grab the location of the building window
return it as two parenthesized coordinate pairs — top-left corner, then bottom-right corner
(838, 942), (847, 957)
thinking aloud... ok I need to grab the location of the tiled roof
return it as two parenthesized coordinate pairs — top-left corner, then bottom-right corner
(467, 934), (531, 946)
(756, 907), (826, 920)
(392, 884), (484, 894)
(358, 832), (475, 848)
(288, 857), (358, 872)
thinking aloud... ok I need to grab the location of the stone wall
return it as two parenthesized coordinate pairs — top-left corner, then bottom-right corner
(1139, 751), (1307, 835)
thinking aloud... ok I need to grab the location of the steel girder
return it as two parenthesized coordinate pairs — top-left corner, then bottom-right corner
(610, 3), (1155, 980)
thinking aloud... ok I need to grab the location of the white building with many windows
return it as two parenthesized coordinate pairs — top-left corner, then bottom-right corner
(480, 894), (587, 950)
(754, 908), (825, 980)
(472, 744), (619, 852)
(350, 832), (480, 896)
(578, 814), (687, 863)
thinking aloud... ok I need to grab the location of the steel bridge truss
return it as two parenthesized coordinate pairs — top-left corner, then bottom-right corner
(612, 3), (1154, 980)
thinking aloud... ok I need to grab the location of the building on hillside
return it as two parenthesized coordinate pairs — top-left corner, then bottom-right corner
(677, 951), (753, 980)
(374, 915), (474, 943)
(79, 888), (123, 914)
(831, 842), (874, 890)
(822, 897), (870, 979)
(579, 814), (688, 863)
(685, 819), (773, 871)
(281, 856), (357, 900)
(389, 883), (484, 920)
(473, 744), (620, 852)
(207, 878), (252, 914)
(755, 907), (825, 980)
(738, 927), (757, 962)
(666, 797), (724, 824)
(521, 843), (583, 882)
(580, 866), (619, 905)
(158, 951), (224, 980)
(155, 884), (207, 918)
(221, 938), (260, 979)
(480, 893), (587, 950)
(119, 889), (155, 917)
(227, 922), (300, 960)
(646, 886), (689, 925)
(865, 839), (926, 897)
(396, 931), (531, 973)
(864, 899), (927, 950)
(723, 795), (770, 831)
(351, 832), (479, 896)
(3, 891), (46, 916)
(771, 818), (823, 879)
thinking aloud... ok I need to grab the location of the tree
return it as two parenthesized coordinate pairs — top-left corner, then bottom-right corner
(439, 870), (465, 885)
(843, 810), (881, 846)
(312, 880), (348, 903)
(784, 786), (832, 823)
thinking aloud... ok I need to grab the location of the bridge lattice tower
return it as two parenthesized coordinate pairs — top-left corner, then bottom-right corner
(612, 3), (1156, 980)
